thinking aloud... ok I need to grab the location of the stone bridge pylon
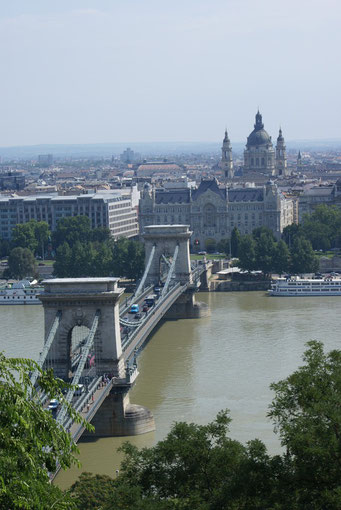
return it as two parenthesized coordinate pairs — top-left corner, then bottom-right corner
(40, 278), (125, 380)
(143, 224), (193, 286)
(142, 224), (210, 319)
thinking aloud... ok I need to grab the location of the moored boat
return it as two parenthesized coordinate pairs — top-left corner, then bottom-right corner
(0, 279), (44, 304)
(269, 276), (341, 296)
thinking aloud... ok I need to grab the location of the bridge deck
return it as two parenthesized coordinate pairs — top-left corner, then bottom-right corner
(56, 266), (205, 445)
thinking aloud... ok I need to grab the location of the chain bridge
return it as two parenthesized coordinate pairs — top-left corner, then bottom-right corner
(33, 225), (210, 450)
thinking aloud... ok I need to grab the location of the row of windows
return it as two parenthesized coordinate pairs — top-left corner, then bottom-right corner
(0, 296), (35, 300)
(112, 226), (138, 234)
(109, 219), (137, 228)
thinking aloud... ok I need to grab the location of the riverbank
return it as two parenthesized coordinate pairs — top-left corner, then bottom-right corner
(208, 280), (271, 292)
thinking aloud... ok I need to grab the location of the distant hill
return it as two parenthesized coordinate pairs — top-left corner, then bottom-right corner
(1, 139), (341, 160)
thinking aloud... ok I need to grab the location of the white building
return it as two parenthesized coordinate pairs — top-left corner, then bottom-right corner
(0, 190), (139, 240)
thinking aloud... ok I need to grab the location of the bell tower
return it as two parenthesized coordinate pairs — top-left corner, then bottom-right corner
(297, 151), (303, 172)
(275, 128), (288, 176)
(220, 129), (234, 180)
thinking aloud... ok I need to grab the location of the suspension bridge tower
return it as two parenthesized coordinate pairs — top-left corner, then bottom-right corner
(39, 278), (155, 437)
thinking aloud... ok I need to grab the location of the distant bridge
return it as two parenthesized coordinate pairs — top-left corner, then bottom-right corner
(32, 225), (210, 451)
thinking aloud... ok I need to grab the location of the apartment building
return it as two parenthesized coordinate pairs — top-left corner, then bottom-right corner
(0, 190), (138, 240)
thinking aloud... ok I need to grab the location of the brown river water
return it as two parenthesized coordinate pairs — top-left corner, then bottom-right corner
(0, 291), (340, 488)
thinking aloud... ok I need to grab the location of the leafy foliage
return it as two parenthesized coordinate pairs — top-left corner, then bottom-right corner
(231, 227), (241, 257)
(52, 216), (93, 250)
(70, 342), (341, 509)
(53, 237), (144, 280)
(236, 226), (318, 275)
(283, 204), (341, 252)
(0, 354), (92, 509)
(11, 220), (51, 257)
(302, 204), (341, 250)
(52, 216), (110, 251)
(269, 341), (341, 509)
(11, 222), (38, 254)
(4, 246), (37, 279)
(238, 234), (256, 271)
(0, 238), (10, 258)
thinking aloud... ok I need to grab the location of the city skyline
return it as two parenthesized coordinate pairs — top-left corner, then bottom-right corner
(1, 0), (340, 146)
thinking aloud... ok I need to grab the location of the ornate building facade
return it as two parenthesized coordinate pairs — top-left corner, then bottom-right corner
(139, 179), (294, 250)
(221, 111), (290, 178)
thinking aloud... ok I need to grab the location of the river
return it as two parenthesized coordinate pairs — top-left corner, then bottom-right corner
(1, 291), (340, 488)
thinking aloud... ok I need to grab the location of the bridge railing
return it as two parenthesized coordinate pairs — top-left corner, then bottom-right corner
(62, 375), (103, 431)
(122, 281), (185, 357)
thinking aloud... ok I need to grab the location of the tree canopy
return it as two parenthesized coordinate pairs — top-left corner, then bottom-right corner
(11, 220), (51, 257)
(0, 353), (91, 509)
(235, 226), (318, 275)
(51, 216), (110, 251)
(53, 237), (145, 280)
(4, 246), (36, 279)
(69, 341), (341, 510)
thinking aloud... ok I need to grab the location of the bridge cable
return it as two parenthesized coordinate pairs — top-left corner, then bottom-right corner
(56, 310), (100, 426)
(30, 310), (62, 389)
(161, 245), (179, 297)
(134, 245), (156, 298)
(161, 254), (171, 268)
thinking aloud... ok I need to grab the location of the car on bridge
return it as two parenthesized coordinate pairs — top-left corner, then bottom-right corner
(48, 399), (60, 412)
(130, 303), (139, 313)
(145, 294), (157, 307)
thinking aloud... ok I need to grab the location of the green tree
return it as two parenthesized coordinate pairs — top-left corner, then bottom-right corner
(69, 242), (93, 278)
(53, 242), (73, 277)
(0, 237), (10, 258)
(124, 240), (145, 280)
(255, 231), (276, 276)
(290, 237), (319, 274)
(269, 341), (341, 509)
(52, 216), (92, 250)
(91, 227), (111, 243)
(5, 247), (36, 279)
(252, 226), (276, 241)
(0, 353), (92, 509)
(70, 342), (341, 509)
(109, 238), (145, 280)
(272, 240), (290, 275)
(217, 238), (230, 257)
(11, 222), (38, 253)
(71, 412), (291, 510)
(204, 238), (216, 254)
(302, 204), (341, 250)
(282, 223), (304, 247)
(238, 235), (256, 271)
(231, 227), (241, 257)
(33, 221), (50, 259)
(93, 242), (113, 276)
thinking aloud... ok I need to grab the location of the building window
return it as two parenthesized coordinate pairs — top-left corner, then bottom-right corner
(203, 203), (216, 227)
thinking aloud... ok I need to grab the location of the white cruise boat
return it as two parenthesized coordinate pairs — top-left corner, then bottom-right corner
(269, 276), (341, 296)
(0, 280), (44, 304)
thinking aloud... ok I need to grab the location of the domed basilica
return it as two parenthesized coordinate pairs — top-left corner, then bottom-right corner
(221, 111), (289, 180)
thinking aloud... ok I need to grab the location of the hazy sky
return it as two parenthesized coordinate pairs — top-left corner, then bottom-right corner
(1, 0), (340, 146)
